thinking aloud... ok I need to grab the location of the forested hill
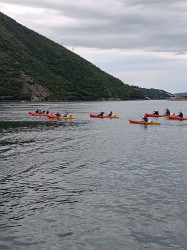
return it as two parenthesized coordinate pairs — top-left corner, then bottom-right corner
(131, 86), (171, 99)
(0, 12), (146, 101)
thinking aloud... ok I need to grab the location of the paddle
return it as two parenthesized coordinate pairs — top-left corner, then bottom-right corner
(139, 113), (143, 119)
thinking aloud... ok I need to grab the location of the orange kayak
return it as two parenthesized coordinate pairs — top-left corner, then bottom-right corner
(168, 116), (187, 120)
(145, 113), (173, 118)
(90, 114), (119, 118)
(28, 111), (48, 116)
(129, 120), (160, 125)
(47, 114), (74, 119)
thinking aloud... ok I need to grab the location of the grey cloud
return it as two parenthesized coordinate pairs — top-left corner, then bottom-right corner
(2, 0), (187, 53)
(2, 0), (187, 92)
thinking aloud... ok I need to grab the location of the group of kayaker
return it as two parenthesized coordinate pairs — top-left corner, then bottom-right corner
(164, 108), (184, 117)
(35, 109), (50, 114)
(163, 108), (183, 117)
(153, 108), (184, 117)
(153, 108), (173, 116)
(34, 108), (184, 121)
(143, 108), (184, 122)
(98, 111), (113, 116)
(35, 109), (69, 117)
(55, 111), (69, 117)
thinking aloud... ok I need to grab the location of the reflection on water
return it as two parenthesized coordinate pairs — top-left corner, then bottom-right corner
(0, 101), (187, 250)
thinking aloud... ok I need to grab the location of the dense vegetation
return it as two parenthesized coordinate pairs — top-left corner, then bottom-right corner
(0, 12), (146, 101)
(131, 86), (171, 99)
(0, 12), (171, 101)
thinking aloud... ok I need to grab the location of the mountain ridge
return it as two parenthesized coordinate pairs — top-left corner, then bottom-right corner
(174, 92), (187, 96)
(0, 12), (170, 101)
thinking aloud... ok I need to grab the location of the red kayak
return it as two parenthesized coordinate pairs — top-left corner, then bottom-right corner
(145, 113), (173, 118)
(28, 111), (48, 116)
(90, 114), (119, 118)
(129, 120), (160, 125)
(47, 114), (74, 119)
(168, 116), (187, 120)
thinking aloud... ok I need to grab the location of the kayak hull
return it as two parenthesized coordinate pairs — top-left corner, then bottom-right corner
(29, 111), (74, 119)
(47, 115), (74, 119)
(168, 116), (187, 120)
(145, 113), (171, 118)
(28, 111), (48, 116)
(90, 114), (119, 118)
(129, 120), (160, 125)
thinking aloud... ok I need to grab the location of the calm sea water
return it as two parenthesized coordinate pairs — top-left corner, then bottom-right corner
(0, 100), (187, 250)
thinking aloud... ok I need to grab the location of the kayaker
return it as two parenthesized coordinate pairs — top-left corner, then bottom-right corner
(164, 108), (170, 116)
(35, 109), (39, 113)
(153, 110), (159, 115)
(142, 114), (148, 122)
(108, 111), (113, 116)
(63, 111), (69, 117)
(55, 112), (61, 117)
(178, 111), (183, 118)
(98, 111), (104, 116)
(46, 110), (49, 114)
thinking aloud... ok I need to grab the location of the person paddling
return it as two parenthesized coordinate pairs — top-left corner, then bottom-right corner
(178, 111), (183, 118)
(164, 108), (170, 116)
(98, 111), (104, 116)
(142, 114), (148, 122)
(55, 112), (61, 117)
(153, 110), (159, 115)
(108, 111), (113, 116)
(63, 111), (69, 117)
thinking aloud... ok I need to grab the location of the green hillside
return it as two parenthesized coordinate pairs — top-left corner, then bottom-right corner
(0, 12), (146, 101)
(131, 86), (171, 99)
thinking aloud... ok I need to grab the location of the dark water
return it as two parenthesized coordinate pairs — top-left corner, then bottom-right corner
(0, 100), (187, 250)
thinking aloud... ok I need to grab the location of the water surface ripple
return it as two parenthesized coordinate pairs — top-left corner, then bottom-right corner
(0, 101), (187, 250)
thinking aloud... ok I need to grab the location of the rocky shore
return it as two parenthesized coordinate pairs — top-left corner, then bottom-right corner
(169, 96), (187, 101)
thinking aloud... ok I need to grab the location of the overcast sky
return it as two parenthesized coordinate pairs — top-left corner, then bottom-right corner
(1, 0), (187, 93)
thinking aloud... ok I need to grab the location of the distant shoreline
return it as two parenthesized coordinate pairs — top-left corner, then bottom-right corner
(0, 97), (145, 102)
(169, 96), (187, 101)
